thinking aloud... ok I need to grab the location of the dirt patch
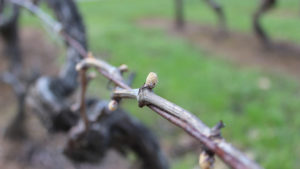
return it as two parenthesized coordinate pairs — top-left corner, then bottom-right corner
(138, 18), (300, 79)
(0, 28), (131, 169)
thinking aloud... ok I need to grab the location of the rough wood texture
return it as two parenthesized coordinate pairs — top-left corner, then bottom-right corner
(23, 0), (87, 132)
(64, 99), (169, 169)
(6, 0), (86, 132)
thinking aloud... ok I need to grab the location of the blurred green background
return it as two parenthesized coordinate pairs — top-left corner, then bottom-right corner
(21, 0), (300, 168)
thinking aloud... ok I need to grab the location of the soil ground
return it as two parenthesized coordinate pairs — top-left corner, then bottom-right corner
(138, 18), (300, 79)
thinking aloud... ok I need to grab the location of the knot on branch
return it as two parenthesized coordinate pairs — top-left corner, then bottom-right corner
(137, 87), (148, 108)
(106, 64), (129, 89)
(137, 72), (158, 107)
(209, 121), (225, 142)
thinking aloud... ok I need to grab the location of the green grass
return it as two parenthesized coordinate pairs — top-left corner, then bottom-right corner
(20, 0), (300, 168)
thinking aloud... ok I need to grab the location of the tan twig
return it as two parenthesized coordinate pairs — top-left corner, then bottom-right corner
(79, 68), (89, 131)
(80, 62), (262, 169)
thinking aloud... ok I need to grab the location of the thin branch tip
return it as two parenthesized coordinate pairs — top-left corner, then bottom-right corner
(79, 68), (89, 131)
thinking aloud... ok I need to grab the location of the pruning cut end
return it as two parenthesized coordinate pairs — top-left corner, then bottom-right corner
(145, 72), (158, 89)
(108, 100), (118, 111)
(210, 120), (225, 141)
(199, 151), (215, 169)
(214, 121), (225, 131)
(119, 64), (128, 72)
